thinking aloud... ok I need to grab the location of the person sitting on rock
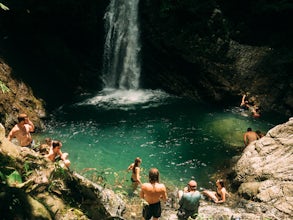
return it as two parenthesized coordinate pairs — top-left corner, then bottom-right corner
(202, 179), (229, 204)
(46, 140), (71, 167)
(177, 180), (201, 220)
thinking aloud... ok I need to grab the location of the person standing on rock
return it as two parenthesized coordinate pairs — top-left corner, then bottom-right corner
(177, 180), (201, 220)
(140, 168), (167, 220)
(243, 127), (259, 146)
(7, 113), (35, 148)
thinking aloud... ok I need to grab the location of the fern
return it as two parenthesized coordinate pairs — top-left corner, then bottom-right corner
(0, 80), (10, 93)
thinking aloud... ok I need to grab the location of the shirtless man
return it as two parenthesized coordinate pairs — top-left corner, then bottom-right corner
(46, 140), (71, 167)
(243, 127), (259, 146)
(7, 113), (35, 147)
(140, 168), (167, 220)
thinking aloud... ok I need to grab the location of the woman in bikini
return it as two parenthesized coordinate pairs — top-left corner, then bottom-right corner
(127, 157), (142, 189)
(202, 179), (228, 203)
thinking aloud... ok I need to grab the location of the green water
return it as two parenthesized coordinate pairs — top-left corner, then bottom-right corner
(36, 89), (284, 192)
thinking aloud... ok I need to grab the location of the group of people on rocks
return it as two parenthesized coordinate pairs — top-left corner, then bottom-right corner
(7, 98), (263, 220)
(128, 157), (229, 220)
(7, 113), (71, 168)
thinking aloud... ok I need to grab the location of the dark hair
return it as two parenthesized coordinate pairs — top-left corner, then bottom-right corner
(132, 157), (142, 174)
(52, 140), (61, 149)
(149, 168), (159, 183)
(17, 113), (28, 123)
(247, 127), (252, 131)
(217, 179), (225, 187)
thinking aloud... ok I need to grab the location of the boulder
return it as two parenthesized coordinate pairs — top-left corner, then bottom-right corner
(232, 117), (293, 219)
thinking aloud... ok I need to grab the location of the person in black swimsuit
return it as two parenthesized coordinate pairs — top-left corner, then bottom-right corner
(127, 157), (142, 189)
(202, 179), (228, 203)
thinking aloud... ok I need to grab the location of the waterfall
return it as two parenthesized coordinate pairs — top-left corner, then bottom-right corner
(102, 0), (141, 90)
(81, 0), (169, 109)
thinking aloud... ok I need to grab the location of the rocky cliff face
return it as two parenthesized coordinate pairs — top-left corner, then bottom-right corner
(139, 0), (293, 116)
(0, 59), (45, 131)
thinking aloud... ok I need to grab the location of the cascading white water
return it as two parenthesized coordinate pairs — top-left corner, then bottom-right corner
(102, 0), (141, 90)
(82, 0), (169, 109)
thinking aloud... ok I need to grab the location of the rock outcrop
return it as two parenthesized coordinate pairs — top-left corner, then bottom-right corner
(163, 118), (293, 220)
(0, 59), (46, 132)
(231, 117), (293, 219)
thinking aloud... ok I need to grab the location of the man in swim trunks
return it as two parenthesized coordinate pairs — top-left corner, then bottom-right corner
(177, 180), (201, 219)
(140, 168), (167, 220)
(7, 113), (35, 148)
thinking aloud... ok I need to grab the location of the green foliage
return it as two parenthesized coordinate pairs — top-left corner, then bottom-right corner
(23, 162), (33, 177)
(50, 162), (67, 180)
(7, 170), (23, 185)
(0, 3), (9, 10)
(0, 80), (10, 93)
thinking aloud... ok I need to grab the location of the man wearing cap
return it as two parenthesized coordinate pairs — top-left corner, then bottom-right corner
(177, 180), (201, 220)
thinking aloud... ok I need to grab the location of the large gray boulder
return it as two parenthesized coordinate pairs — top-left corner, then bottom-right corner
(233, 117), (293, 219)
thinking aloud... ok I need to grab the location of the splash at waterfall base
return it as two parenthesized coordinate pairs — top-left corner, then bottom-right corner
(1, 119), (292, 220)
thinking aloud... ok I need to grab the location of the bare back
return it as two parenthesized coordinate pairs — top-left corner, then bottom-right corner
(244, 131), (258, 146)
(140, 182), (167, 204)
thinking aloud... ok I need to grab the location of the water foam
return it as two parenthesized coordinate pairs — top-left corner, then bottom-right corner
(78, 89), (175, 110)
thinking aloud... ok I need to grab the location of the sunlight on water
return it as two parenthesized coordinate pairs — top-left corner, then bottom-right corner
(36, 91), (283, 192)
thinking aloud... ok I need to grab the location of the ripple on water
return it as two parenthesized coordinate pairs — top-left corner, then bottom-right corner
(36, 92), (281, 191)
